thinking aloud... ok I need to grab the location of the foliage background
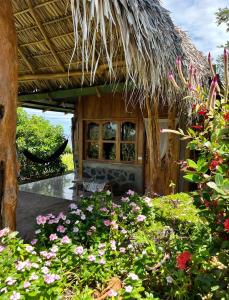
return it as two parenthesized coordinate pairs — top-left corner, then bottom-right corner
(16, 108), (73, 182)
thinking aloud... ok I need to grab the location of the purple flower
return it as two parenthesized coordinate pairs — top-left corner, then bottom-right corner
(107, 289), (118, 297)
(10, 291), (21, 300)
(137, 215), (146, 222)
(31, 239), (38, 245)
(98, 249), (105, 256)
(58, 212), (66, 220)
(56, 225), (66, 233)
(16, 260), (31, 271)
(75, 246), (84, 255)
(100, 207), (109, 213)
(49, 234), (58, 241)
(127, 189), (135, 196)
(88, 255), (96, 262)
(60, 236), (71, 244)
(0, 245), (5, 252)
(36, 215), (47, 225)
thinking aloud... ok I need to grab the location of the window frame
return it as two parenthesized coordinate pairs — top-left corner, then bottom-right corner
(84, 119), (137, 163)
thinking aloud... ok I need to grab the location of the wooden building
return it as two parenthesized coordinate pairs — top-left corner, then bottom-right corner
(0, 0), (208, 229)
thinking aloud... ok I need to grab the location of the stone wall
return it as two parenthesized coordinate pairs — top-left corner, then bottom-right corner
(83, 161), (143, 195)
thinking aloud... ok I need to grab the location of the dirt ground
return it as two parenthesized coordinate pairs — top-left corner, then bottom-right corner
(16, 191), (71, 242)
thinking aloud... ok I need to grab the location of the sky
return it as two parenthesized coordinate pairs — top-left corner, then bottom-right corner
(163, 0), (228, 58)
(25, 0), (228, 134)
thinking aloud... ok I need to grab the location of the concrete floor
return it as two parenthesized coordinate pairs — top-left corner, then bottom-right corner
(16, 191), (71, 242)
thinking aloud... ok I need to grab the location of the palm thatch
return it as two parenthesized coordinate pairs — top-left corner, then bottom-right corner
(13, 0), (208, 107)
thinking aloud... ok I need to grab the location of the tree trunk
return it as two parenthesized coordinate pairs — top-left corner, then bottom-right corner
(0, 1), (18, 230)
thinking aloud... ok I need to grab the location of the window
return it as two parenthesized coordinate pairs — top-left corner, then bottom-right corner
(84, 121), (137, 162)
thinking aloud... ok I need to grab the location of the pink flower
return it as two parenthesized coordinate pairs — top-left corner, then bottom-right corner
(31, 239), (38, 245)
(121, 197), (129, 202)
(10, 291), (21, 300)
(107, 289), (118, 297)
(0, 228), (9, 238)
(0, 245), (5, 252)
(5, 277), (17, 286)
(88, 255), (96, 262)
(30, 273), (39, 281)
(224, 219), (229, 232)
(119, 247), (126, 253)
(125, 285), (133, 293)
(127, 189), (135, 196)
(36, 215), (47, 225)
(56, 225), (66, 233)
(23, 281), (31, 289)
(40, 251), (56, 260)
(98, 249), (105, 256)
(61, 236), (71, 244)
(69, 203), (77, 210)
(99, 258), (106, 265)
(41, 266), (49, 274)
(75, 246), (84, 255)
(100, 207), (109, 213)
(58, 212), (66, 220)
(25, 245), (34, 253)
(44, 274), (60, 284)
(49, 234), (58, 241)
(111, 221), (118, 229)
(104, 220), (111, 227)
(137, 215), (146, 222)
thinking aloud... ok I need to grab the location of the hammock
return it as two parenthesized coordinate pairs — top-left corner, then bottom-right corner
(23, 139), (68, 164)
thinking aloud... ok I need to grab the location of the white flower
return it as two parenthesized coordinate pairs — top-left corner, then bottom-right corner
(125, 285), (133, 293)
(106, 190), (111, 196)
(166, 276), (173, 284)
(81, 214), (86, 220)
(35, 229), (41, 234)
(41, 266), (49, 274)
(73, 227), (79, 233)
(129, 273), (138, 280)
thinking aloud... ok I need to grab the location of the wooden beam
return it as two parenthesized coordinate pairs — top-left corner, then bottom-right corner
(18, 61), (125, 82)
(18, 83), (127, 102)
(18, 47), (35, 74)
(27, 0), (65, 72)
(0, 1), (18, 230)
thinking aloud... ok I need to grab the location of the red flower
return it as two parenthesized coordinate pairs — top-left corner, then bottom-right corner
(224, 219), (229, 232)
(224, 112), (229, 122)
(197, 107), (207, 116)
(176, 251), (192, 270)
(209, 154), (223, 170)
(191, 125), (203, 130)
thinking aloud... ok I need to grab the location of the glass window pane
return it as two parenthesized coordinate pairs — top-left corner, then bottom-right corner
(102, 122), (117, 140)
(87, 122), (99, 140)
(86, 142), (99, 159)
(103, 143), (116, 160)
(121, 143), (135, 161)
(121, 122), (136, 141)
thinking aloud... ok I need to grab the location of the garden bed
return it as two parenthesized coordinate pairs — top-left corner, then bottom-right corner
(0, 191), (228, 299)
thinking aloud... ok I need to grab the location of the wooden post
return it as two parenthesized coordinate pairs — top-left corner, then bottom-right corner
(145, 96), (161, 193)
(0, 1), (18, 230)
(164, 106), (177, 194)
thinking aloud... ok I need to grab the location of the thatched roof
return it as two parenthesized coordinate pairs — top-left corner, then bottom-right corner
(13, 0), (208, 112)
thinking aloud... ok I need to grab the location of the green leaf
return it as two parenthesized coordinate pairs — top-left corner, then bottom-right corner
(187, 159), (197, 169)
(183, 174), (202, 183)
(215, 174), (224, 186)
